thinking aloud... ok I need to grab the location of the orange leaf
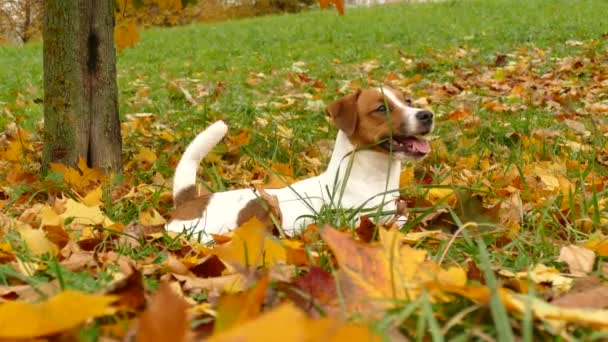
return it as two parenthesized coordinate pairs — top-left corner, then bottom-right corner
(114, 21), (140, 52)
(137, 281), (189, 342)
(214, 274), (269, 334)
(319, 0), (344, 15)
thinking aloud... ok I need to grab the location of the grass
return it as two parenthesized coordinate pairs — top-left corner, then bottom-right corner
(1, 0), (608, 339)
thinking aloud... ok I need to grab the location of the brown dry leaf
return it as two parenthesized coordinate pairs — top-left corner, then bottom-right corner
(107, 268), (146, 311)
(137, 281), (190, 342)
(557, 245), (595, 277)
(552, 284), (608, 310)
(208, 303), (380, 342)
(114, 21), (140, 51)
(0, 291), (116, 339)
(286, 266), (338, 317)
(214, 274), (269, 333)
(189, 254), (227, 278)
(563, 119), (589, 136)
(60, 249), (95, 272)
(0, 280), (59, 302)
(355, 215), (376, 243)
(42, 225), (70, 250)
(254, 187), (283, 231)
(167, 253), (190, 275)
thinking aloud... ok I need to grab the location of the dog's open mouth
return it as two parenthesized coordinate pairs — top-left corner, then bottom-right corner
(380, 135), (431, 158)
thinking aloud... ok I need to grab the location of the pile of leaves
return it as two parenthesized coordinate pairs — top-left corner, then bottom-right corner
(1, 36), (608, 339)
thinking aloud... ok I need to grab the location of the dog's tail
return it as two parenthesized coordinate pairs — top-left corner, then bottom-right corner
(173, 120), (228, 199)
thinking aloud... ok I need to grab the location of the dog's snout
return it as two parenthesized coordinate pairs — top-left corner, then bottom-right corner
(415, 110), (434, 124)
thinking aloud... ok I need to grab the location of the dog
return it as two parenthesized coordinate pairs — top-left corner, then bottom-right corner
(166, 87), (434, 240)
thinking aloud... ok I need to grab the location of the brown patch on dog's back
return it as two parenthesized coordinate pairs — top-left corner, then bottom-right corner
(172, 185), (212, 220)
(236, 189), (282, 234)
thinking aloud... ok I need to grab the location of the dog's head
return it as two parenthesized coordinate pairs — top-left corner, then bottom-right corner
(326, 87), (434, 160)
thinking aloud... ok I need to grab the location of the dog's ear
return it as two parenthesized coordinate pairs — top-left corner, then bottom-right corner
(326, 90), (361, 136)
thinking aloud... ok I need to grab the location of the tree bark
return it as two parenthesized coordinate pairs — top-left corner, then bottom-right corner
(42, 0), (122, 173)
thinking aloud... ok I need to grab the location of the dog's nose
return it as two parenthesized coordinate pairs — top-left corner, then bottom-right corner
(415, 110), (434, 124)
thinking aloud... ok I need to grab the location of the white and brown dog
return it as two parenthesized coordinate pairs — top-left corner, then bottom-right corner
(167, 87), (434, 240)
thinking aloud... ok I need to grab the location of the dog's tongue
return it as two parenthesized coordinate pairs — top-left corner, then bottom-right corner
(404, 137), (431, 154)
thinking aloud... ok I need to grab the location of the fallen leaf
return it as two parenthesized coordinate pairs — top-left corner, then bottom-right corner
(18, 227), (59, 256)
(42, 225), (70, 250)
(60, 199), (114, 227)
(585, 233), (608, 256)
(320, 226), (466, 317)
(552, 284), (608, 309)
(49, 158), (105, 193)
(214, 274), (269, 333)
(208, 303), (380, 342)
(505, 292), (608, 329)
(139, 208), (166, 227)
(137, 281), (190, 342)
(81, 186), (104, 207)
(212, 217), (286, 267)
(107, 268), (146, 311)
(0, 291), (116, 338)
(557, 245), (595, 277)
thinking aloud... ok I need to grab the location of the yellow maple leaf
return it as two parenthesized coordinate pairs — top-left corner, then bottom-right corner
(49, 158), (105, 192)
(114, 21), (140, 51)
(18, 227), (59, 256)
(212, 217), (286, 267)
(60, 199), (114, 227)
(209, 303), (379, 342)
(39, 205), (62, 227)
(81, 186), (103, 207)
(0, 139), (25, 161)
(0, 291), (116, 338)
(135, 147), (158, 165)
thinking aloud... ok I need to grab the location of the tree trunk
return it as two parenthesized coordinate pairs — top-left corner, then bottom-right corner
(42, 0), (122, 173)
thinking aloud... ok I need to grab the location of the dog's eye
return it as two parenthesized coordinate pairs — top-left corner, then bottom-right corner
(376, 104), (387, 112)
(404, 98), (413, 106)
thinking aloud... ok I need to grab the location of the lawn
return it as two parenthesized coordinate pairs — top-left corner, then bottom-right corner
(1, 0), (608, 339)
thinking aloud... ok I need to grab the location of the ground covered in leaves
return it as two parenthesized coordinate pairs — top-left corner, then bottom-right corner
(2, 0), (608, 340)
